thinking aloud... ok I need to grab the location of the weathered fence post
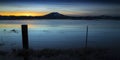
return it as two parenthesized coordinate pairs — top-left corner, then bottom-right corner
(85, 25), (88, 49)
(84, 25), (89, 60)
(21, 25), (29, 49)
(21, 25), (29, 60)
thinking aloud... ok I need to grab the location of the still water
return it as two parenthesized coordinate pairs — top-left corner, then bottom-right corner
(0, 19), (120, 51)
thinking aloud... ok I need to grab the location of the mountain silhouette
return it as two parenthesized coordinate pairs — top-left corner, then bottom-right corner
(43, 12), (69, 19)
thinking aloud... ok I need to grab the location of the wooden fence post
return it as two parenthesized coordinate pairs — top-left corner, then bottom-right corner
(83, 25), (89, 60)
(85, 25), (88, 49)
(21, 25), (29, 49)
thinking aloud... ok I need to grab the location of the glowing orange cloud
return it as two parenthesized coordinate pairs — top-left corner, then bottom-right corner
(0, 11), (49, 16)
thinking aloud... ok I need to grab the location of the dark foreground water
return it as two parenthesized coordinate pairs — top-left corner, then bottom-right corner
(0, 19), (120, 51)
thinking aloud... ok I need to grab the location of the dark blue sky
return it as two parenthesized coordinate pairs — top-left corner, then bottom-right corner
(0, 0), (120, 16)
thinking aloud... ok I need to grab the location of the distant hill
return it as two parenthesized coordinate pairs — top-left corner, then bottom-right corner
(44, 12), (66, 17)
(43, 12), (70, 19)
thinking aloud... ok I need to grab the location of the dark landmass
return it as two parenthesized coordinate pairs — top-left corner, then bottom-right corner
(0, 12), (120, 20)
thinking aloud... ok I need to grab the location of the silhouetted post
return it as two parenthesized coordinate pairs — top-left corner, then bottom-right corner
(21, 25), (29, 60)
(84, 25), (88, 60)
(21, 25), (29, 49)
(85, 26), (88, 49)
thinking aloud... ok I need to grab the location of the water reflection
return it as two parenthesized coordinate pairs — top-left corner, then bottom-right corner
(0, 20), (120, 51)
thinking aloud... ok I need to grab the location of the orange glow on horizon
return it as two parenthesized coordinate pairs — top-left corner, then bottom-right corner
(0, 11), (48, 16)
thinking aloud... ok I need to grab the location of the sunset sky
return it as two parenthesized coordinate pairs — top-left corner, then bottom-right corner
(0, 0), (120, 16)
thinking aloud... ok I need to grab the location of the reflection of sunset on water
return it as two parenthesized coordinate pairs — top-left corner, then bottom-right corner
(0, 24), (20, 28)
